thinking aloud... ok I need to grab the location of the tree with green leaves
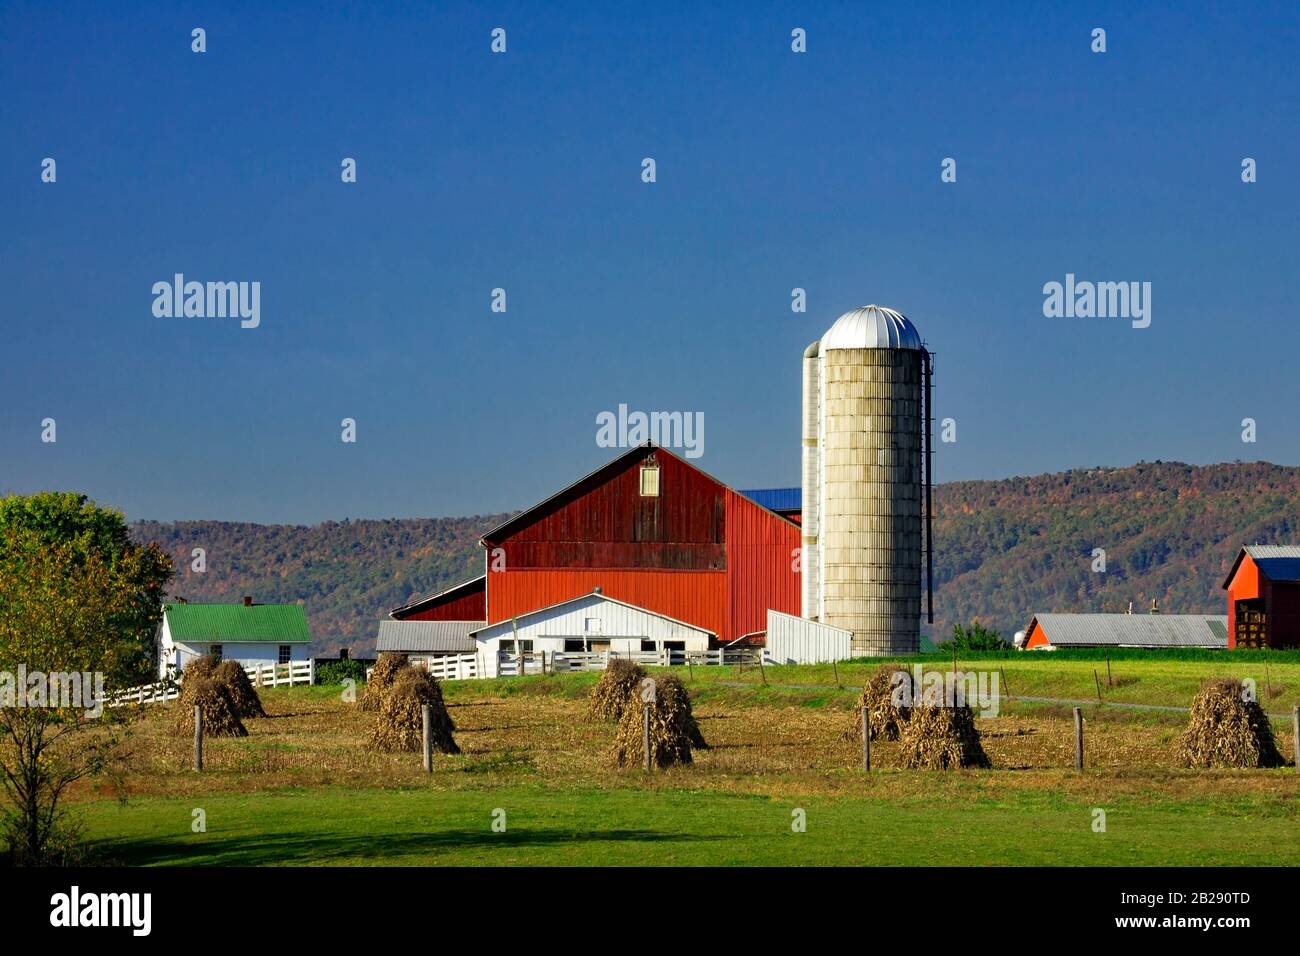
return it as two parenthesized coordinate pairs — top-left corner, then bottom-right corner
(943, 622), (1011, 652)
(0, 493), (172, 864)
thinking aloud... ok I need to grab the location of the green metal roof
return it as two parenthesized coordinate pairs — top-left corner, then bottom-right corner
(164, 603), (311, 643)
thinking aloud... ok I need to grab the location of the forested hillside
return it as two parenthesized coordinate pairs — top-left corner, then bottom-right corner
(131, 515), (511, 656)
(129, 461), (1299, 654)
(930, 461), (1298, 640)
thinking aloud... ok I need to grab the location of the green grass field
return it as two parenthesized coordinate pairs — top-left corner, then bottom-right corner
(81, 782), (1300, 867)
(67, 654), (1300, 866)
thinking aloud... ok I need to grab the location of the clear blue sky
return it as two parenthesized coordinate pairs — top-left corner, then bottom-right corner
(3, 1), (1297, 524)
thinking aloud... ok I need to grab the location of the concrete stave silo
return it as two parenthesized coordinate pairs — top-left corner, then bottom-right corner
(802, 306), (932, 656)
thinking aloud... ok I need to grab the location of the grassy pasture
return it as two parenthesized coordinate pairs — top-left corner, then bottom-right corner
(68, 655), (1300, 866)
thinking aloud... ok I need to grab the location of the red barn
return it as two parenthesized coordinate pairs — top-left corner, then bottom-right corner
(391, 444), (801, 645)
(1223, 545), (1300, 649)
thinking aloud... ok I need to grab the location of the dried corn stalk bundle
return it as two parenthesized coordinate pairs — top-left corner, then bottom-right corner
(588, 658), (647, 721)
(370, 666), (459, 754)
(213, 659), (266, 719)
(897, 703), (990, 769)
(846, 665), (912, 742)
(612, 674), (700, 768)
(1178, 678), (1284, 769)
(175, 677), (248, 738)
(361, 652), (408, 712)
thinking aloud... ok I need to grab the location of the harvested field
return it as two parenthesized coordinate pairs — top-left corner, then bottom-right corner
(59, 657), (1300, 865)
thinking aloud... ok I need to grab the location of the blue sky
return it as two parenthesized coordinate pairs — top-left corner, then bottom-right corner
(3, 1), (1297, 524)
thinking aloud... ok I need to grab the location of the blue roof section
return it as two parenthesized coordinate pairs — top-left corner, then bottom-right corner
(1254, 557), (1300, 582)
(739, 488), (802, 512)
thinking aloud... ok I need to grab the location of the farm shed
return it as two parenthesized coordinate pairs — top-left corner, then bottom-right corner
(374, 620), (481, 666)
(1223, 545), (1300, 649)
(765, 610), (851, 663)
(471, 591), (713, 678)
(1022, 613), (1228, 651)
(157, 599), (312, 678)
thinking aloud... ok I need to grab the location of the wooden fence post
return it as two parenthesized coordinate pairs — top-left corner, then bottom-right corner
(1073, 707), (1084, 770)
(758, 651), (767, 685)
(861, 706), (870, 772)
(422, 704), (432, 773)
(1293, 706), (1299, 771)
(1093, 670), (1103, 704)
(642, 702), (652, 773)
(194, 705), (204, 771)
(833, 659), (841, 690)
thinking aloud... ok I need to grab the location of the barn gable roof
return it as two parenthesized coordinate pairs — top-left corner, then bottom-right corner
(1222, 545), (1300, 590)
(470, 590), (716, 639)
(478, 442), (797, 546)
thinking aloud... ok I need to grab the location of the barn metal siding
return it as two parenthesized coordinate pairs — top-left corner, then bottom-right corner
(484, 448), (725, 571)
(487, 568), (727, 639)
(395, 579), (487, 622)
(724, 489), (802, 640)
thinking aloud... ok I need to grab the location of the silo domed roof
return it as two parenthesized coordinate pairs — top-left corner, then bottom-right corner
(820, 305), (922, 351)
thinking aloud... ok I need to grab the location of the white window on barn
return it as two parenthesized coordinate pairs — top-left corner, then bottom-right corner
(640, 639), (657, 652)
(500, 639), (533, 654)
(640, 464), (660, 497)
(278, 644), (291, 664)
(585, 617), (601, 634)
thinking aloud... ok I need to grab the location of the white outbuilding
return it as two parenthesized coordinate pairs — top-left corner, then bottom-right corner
(157, 598), (312, 679)
(471, 591), (713, 678)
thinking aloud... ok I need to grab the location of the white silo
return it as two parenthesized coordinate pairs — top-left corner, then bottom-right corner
(801, 306), (933, 656)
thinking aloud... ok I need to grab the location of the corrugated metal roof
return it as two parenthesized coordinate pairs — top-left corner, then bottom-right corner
(375, 620), (482, 653)
(1244, 545), (1300, 582)
(164, 603), (311, 643)
(821, 305), (922, 351)
(1031, 613), (1228, 648)
(738, 488), (802, 511)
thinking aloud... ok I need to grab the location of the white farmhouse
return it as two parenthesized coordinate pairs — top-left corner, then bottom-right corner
(157, 597), (312, 679)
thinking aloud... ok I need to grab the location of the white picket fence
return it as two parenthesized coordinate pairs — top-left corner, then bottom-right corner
(246, 660), (314, 687)
(496, 646), (762, 677)
(103, 681), (180, 708)
(415, 654), (480, 681)
(104, 659), (313, 708)
(366, 646), (764, 681)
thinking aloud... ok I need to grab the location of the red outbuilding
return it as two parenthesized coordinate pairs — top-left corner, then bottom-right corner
(1222, 545), (1300, 649)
